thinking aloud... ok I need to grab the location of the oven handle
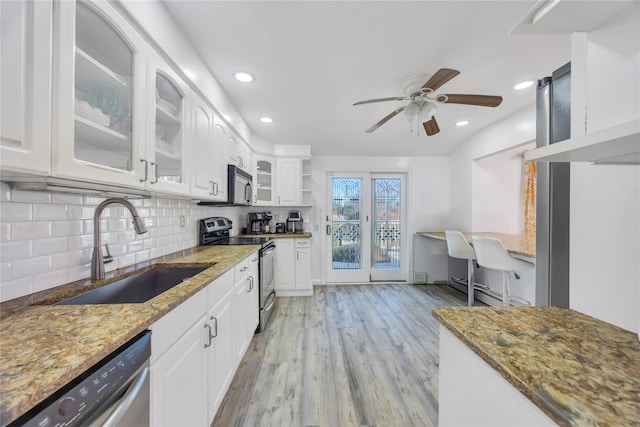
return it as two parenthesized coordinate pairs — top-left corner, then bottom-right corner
(100, 365), (149, 427)
(261, 245), (276, 256)
(263, 290), (277, 312)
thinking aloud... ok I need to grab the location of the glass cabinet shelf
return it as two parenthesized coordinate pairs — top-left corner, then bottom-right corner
(75, 47), (128, 93)
(156, 102), (180, 125)
(74, 115), (128, 150)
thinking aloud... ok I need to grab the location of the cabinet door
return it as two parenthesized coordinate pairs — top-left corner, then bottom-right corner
(190, 93), (215, 199)
(295, 247), (312, 291)
(151, 315), (208, 427)
(207, 287), (236, 423)
(276, 157), (302, 205)
(247, 265), (260, 333)
(52, 0), (147, 187)
(147, 50), (189, 195)
(0, 0), (51, 175)
(275, 238), (296, 291)
(233, 274), (251, 359)
(211, 118), (229, 201)
(254, 155), (275, 205)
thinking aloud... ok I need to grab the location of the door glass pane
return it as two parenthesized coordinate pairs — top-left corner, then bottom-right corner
(331, 178), (361, 270)
(155, 72), (183, 183)
(74, 3), (133, 170)
(372, 178), (401, 270)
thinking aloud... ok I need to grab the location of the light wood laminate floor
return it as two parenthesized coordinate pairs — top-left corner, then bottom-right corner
(214, 284), (467, 427)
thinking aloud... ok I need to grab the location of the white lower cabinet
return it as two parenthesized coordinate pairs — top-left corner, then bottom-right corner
(150, 251), (260, 425)
(275, 238), (312, 296)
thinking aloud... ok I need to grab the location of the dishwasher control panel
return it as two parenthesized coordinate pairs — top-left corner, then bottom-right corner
(14, 331), (151, 427)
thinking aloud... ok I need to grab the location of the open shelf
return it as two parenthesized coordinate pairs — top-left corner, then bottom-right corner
(74, 115), (129, 150)
(524, 119), (640, 165)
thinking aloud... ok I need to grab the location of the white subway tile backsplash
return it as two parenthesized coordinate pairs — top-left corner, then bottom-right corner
(0, 191), (242, 302)
(12, 190), (52, 204)
(0, 240), (33, 262)
(0, 223), (10, 241)
(52, 220), (83, 237)
(33, 269), (70, 293)
(52, 193), (84, 205)
(33, 204), (68, 220)
(33, 237), (68, 256)
(0, 277), (34, 302)
(11, 221), (52, 241)
(0, 203), (32, 222)
(12, 255), (52, 280)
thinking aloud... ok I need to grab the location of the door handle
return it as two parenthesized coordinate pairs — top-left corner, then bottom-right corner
(139, 159), (148, 182)
(209, 181), (215, 195)
(150, 162), (158, 184)
(211, 316), (218, 337)
(204, 324), (212, 348)
(326, 224), (331, 235)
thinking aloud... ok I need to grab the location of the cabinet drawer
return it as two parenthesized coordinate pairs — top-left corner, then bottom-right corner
(208, 269), (235, 307)
(151, 285), (208, 364)
(248, 251), (259, 268)
(234, 258), (250, 279)
(295, 238), (310, 247)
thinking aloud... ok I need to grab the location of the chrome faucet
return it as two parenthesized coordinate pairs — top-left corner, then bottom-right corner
(91, 198), (148, 280)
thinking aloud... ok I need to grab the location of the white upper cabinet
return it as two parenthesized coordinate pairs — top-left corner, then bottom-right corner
(228, 134), (251, 172)
(190, 92), (216, 199)
(253, 155), (275, 205)
(52, 0), (147, 188)
(211, 117), (228, 202)
(0, 0), (52, 176)
(275, 157), (302, 205)
(147, 50), (190, 195)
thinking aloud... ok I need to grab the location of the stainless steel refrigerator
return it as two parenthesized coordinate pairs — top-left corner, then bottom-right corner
(535, 62), (571, 307)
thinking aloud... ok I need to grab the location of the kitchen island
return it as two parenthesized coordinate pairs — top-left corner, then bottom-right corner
(434, 306), (640, 426)
(0, 245), (259, 425)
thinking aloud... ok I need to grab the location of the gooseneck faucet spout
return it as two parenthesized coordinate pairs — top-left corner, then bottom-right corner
(91, 198), (148, 280)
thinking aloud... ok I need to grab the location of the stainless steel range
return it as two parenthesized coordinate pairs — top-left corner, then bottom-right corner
(199, 217), (276, 332)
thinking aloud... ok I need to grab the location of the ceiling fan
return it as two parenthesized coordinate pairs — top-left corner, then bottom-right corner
(353, 68), (503, 136)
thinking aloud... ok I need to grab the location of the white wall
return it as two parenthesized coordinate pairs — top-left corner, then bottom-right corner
(568, 4), (640, 332)
(309, 155), (451, 284)
(0, 182), (243, 302)
(472, 142), (536, 234)
(450, 106), (537, 231)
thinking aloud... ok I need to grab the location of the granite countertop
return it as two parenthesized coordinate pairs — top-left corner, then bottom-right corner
(0, 245), (260, 426)
(417, 231), (535, 257)
(433, 306), (640, 426)
(237, 232), (312, 239)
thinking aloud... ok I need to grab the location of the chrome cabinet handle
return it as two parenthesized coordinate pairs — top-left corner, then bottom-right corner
(240, 266), (248, 272)
(247, 276), (252, 292)
(209, 181), (215, 195)
(139, 159), (148, 182)
(204, 324), (212, 348)
(326, 224), (331, 235)
(150, 162), (158, 184)
(211, 316), (218, 338)
(213, 182), (219, 196)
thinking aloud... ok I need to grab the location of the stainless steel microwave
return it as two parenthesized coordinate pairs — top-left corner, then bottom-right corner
(198, 164), (252, 206)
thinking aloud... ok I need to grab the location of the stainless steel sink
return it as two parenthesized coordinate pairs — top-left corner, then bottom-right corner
(56, 265), (210, 305)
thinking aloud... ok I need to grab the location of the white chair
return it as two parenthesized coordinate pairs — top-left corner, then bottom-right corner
(445, 230), (476, 307)
(472, 236), (534, 306)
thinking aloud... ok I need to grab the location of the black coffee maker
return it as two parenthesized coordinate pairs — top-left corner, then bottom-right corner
(247, 211), (273, 234)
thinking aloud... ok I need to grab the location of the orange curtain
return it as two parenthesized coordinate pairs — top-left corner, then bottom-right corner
(524, 161), (536, 238)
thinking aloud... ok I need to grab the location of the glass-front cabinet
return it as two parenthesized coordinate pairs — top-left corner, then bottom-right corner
(253, 155), (275, 205)
(147, 50), (189, 195)
(53, 0), (147, 188)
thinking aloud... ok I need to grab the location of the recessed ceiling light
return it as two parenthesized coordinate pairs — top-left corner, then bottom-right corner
(234, 72), (254, 83)
(259, 117), (273, 123)
(513, 80), (534, 90)
(456, 120), (469, 127)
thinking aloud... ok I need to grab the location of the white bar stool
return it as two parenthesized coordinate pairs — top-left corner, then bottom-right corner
(472, 236), (534, 306)
(445, 230), (476, 307)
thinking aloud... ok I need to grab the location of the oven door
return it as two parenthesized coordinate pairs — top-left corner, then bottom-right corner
(258, 243), (276, 332)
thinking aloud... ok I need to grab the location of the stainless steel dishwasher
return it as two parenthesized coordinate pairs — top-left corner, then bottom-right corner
(14, 331), (151, 427)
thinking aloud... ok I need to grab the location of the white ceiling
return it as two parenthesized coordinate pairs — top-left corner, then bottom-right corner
(162, 1), (572, 157)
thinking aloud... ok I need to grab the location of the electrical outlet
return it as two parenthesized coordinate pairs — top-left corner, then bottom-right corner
(179, 215), (186, 227)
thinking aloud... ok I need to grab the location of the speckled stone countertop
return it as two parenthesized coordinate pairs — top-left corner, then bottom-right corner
(237, 232), (312, 239)
(433, 306), (640, 426)
(0, 245), (259, 426)
(417, 231), (535, 257)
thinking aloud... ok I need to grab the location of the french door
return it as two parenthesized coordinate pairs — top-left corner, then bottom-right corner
(326, 173), (406, 283)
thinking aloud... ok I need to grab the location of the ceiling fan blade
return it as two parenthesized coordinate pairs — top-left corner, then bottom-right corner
(423, 116), (440, 136)
(353, 96), (408, 106)
(439, 94), (503, 107)
(422, 68), (460, 91)
(365, 106), (406, 133)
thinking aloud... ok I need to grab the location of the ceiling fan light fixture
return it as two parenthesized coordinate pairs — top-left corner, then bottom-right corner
(456, 120), (469, 127)
(513, 80), (534, 90)
(234, 71), (255, 83)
